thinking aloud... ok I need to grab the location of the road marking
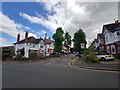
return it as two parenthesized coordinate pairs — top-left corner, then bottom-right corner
(46, 62), (55, 65)
(68, 57), (120, 73)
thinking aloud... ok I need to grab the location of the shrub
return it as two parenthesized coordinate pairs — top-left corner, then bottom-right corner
(86, 53), (99, 63)
(29, 51), (38, 60)
(2, 53), (11, 61)
(114, 54), (120, 60)
(13, 54), (23, 60)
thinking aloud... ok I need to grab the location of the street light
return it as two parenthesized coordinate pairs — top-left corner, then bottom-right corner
(44, 33), (47, 60)
(44, 43), (46, 60)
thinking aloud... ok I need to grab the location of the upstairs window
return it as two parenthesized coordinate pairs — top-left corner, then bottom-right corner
(40, 45), (43, 48)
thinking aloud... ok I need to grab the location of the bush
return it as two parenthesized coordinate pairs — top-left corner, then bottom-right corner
(2, 52), (12, 61)
(13, 54), (23, 60)
(29, 52), (38, 60)
(114, 54), (120, 60)
(86, 53), (99, 63)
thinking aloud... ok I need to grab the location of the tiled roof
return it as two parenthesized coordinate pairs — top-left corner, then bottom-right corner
(14, 36), (43, 44)
(14, 37), (52, 45)
(103, 22), (120, 32)
(43, 38), (52, 44)
(97, 33), (103, 39)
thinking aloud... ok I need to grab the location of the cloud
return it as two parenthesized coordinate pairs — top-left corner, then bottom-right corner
(0, 12), (37, 40)
(0, 37), (6, 43)
(37, 30), (47, 36)
(20, 1), (118, 47)
(20, 12), (58, 33)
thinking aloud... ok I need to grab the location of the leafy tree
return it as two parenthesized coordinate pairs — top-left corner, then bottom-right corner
(52, 27), (64, 55)
(64, 32), (71, 49)
(73, 29), (87, 53)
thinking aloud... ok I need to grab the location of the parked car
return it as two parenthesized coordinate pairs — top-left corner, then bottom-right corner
(96, 53), (114, 61)
(73, 52), (76, 54)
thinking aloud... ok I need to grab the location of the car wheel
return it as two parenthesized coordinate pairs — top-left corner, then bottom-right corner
(101, 57), (106, 61)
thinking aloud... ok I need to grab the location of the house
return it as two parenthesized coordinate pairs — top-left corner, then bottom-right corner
(92, 39), (99, 51)
(1, 46), (14, 51)
(97, 33), (106, 52)
(14, 32), (54, 58)
(114, 23), (120, 54)
(62, 45), (70, 53)
(102, 20), (120, 55)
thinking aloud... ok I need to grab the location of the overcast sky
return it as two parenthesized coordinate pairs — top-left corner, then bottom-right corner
(0, 0), (119, 47)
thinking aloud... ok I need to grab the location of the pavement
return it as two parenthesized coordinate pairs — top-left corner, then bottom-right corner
(71, 56), (120, 72)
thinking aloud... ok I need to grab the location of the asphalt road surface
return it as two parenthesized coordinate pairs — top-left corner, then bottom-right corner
(2, 54), (118, 88)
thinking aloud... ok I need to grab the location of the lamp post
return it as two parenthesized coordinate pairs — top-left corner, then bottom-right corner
(45, 43), (46, 60)
(81, 43), (85, 56)
(44, 33), (47, 60)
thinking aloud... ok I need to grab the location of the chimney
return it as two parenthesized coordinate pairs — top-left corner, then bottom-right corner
(49, 37), (50, 40)
(17, 33), (20, 43)
(115, 20), (119, 23)
(25, 32), (28, 43)
(44, 37), (46, 40)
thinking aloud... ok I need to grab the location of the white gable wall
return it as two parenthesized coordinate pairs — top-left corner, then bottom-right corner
(14, 39), (54, 58)
(104, 27), (120, 45)
(15, 43), (29, 58)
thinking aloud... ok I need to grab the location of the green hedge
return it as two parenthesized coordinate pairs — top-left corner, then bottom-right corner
(29, 52), (38, 60)
(86, 53), (99, 63)
(114, 54), (120, 60)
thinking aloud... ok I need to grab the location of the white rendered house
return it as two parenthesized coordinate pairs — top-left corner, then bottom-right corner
(14, 32), (54, 58)
(102, 21), (120, 54)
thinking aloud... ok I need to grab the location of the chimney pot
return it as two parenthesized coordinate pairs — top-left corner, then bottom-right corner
(25, 32), (28, 43)
(17, 33), (20, 43)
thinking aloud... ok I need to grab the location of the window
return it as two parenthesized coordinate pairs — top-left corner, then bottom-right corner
(117, 47), (120, 53)
(117, 31), (120, 36)
(105, 36), (108, 43)
(40, 45), (43, 48)
(33, 44), (35, 48)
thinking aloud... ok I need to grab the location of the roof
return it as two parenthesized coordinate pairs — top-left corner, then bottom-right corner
(94, 39), (98, 42)
(14, 36), (43, 45)
(1, 46), (14, 50)
(14, 36), (52, 45)
(44, 38), (52, 44)
(102, 22), (120, 33)
(114, 24), (120, 31)
(97, 33), (103, 39)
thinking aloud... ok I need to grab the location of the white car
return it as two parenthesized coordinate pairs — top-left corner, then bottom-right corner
(96, 53), (114, 61)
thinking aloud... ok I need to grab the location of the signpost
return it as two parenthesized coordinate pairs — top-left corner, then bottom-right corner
(81, 43), (85, 49)
(81, 43), (85, 55)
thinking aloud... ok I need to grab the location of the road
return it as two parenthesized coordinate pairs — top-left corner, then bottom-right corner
(2, 54), (118, 88)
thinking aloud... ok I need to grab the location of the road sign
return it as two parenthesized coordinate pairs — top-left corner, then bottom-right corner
(81, 43), (85, 49)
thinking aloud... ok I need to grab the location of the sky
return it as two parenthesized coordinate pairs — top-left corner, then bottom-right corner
(0, 0), (118, 47)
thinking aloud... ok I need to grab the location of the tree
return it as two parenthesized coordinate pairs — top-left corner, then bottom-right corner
(52, 27), (64, 55)
(64, 32), (71, 49)
(73, 29), (87, 54)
